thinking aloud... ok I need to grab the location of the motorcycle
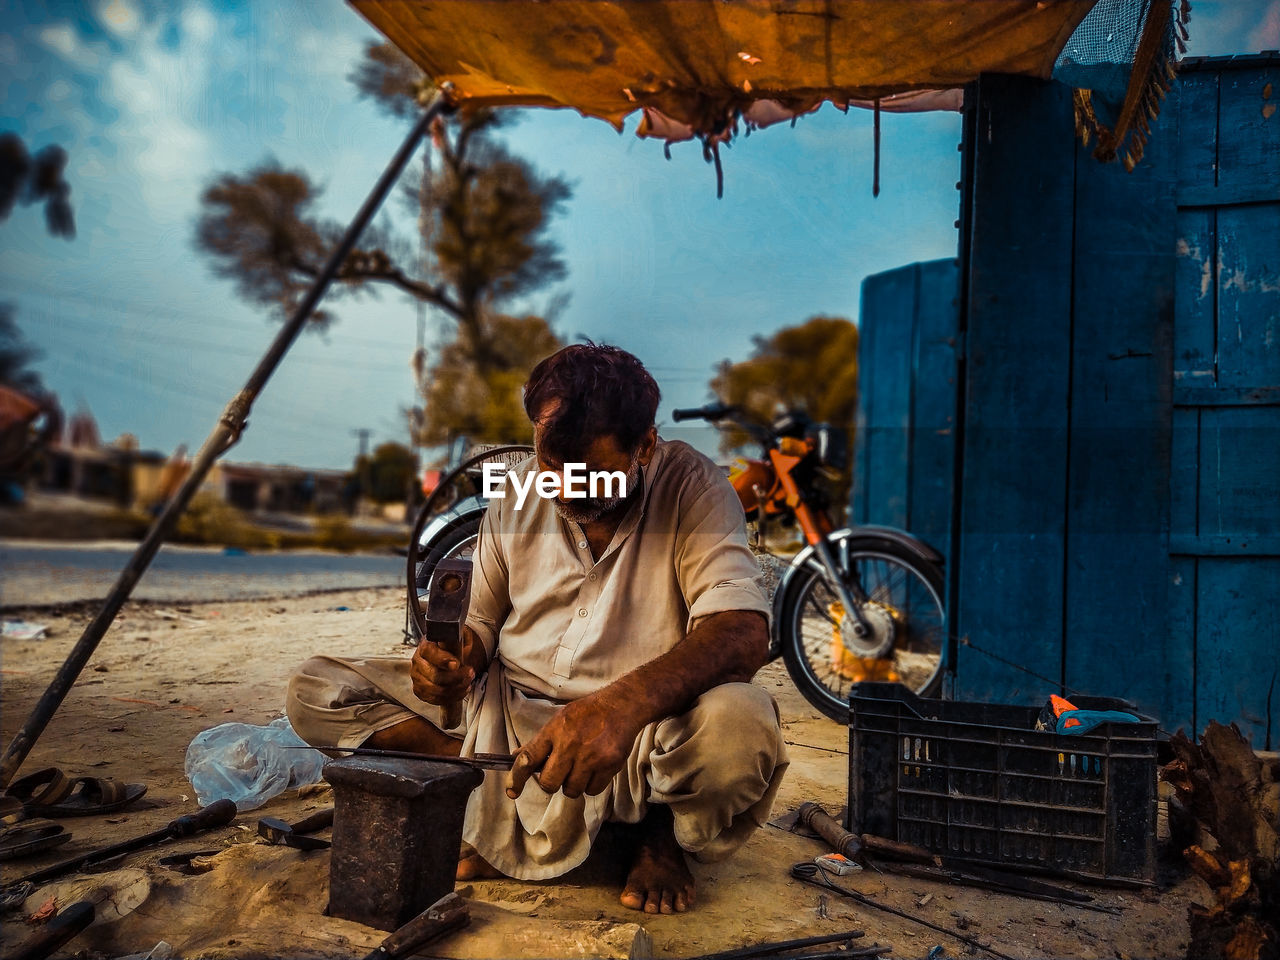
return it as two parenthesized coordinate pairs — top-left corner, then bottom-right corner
(672, 403), (947, 717)
(406, 408), (947, 721)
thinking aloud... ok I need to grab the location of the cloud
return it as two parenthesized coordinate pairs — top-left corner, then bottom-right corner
(97, 0), (140, 38)
(96, 6), (214, 219)
(180, 4), (216, 45)
(290, 9), (372, 82)
(39, 23), (100, 67)
(1250, 1), (1280, 50)
(0, 33), (18, 67)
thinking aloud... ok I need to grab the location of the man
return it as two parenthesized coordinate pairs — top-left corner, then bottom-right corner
(286, 344), (788, 915)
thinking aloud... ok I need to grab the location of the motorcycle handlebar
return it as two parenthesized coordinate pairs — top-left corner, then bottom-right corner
(671, 403), (775, 447)
(671, 403), (736, 422)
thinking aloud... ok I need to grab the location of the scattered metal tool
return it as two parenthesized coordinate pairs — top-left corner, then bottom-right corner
(684, 930), (865, 960)
(757, 950), (891, 960)
(791, 861), (1017, 960)
(882, 860), (1118, 913)
(7, 798), (236, 890)
(257, 806), (334, 851)
(8, 899), (94, 960)
(797, 801), (938, 865)
(358, 891), (469, 960)
(423, 558), (472, 729)
(0, 881), (33, 911)
(282, 745), (515, 770)
(8, 867), (152, 960)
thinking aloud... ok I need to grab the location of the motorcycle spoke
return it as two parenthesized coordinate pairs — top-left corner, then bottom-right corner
(785, 542), (947, 714)
(804, 589), (839, 626)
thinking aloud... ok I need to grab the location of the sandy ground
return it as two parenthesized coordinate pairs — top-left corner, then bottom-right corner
(1, 587), (1201, 959)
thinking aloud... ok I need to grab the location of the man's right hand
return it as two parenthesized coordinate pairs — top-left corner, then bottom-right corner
(409, 626), (479, 705)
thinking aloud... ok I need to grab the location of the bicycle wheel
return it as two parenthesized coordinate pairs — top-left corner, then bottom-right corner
(779, 533), (946, 720)
(404, 514), (483, 645)
(403, 444), (533, 644)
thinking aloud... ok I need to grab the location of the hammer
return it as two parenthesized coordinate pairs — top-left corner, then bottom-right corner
(423, 559), (472, 730)
(257, 807), (335, 850)
(797, 802), (939, 865)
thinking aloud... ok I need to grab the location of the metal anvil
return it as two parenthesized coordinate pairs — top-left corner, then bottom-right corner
(323, 756), (483, 931)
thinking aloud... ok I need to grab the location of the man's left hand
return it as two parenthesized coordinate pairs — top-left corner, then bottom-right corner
(505, 690), (643, 800)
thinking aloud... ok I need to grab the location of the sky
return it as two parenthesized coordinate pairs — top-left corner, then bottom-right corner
(1, 1), (1276, 471)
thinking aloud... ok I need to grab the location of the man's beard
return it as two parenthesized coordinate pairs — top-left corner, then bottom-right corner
(554, 457), (643, 525)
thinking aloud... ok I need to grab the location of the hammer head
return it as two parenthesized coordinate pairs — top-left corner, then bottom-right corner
(423, 559), (472, 651)
(257, 816), (330, 851)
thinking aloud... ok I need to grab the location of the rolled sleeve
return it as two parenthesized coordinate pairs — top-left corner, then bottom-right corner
(676, 481), (771, 627)
(465, 503), (510, 660)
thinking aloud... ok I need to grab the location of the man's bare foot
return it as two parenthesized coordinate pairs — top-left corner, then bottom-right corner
(456, 843), (504, 881)
(619, 805), (695, 914)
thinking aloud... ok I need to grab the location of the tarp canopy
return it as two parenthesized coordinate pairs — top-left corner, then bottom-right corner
(350, 0), (1099, 136)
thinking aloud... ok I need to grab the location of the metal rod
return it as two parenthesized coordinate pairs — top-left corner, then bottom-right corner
(285, 745), (514, 771)
(0, 93), (452, 790)
(791, 863), (1016, 960)
(682, 930), (866, 960)
(12, 798), (237, 888)
(872, 97), (881, 197)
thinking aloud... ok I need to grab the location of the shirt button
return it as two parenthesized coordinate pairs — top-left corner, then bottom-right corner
(578, 540), (588, 549)
(589, 573), (597, 582)
(578, 608), (588, 617)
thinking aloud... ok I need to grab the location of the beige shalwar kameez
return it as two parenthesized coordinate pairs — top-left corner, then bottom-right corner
(286, 439), (788, 880)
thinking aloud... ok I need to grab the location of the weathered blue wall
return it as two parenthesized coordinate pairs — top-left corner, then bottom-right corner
(855, 55), (1280, 747)
(852, 258), (959, 564)
(1166, 58), (1280, 749)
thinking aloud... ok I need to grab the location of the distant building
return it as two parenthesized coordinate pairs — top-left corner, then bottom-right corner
(35, 405), (347, 516)
(208, 461), (346, 515)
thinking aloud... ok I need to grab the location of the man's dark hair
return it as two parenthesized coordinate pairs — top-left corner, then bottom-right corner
(524, 343), (660, 462)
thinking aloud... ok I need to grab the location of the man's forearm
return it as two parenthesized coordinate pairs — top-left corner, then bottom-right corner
(601, 610), (769, 731)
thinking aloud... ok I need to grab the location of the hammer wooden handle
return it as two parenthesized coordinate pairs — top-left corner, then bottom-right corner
(797, 802), (939, 865)
(9, 901), (95, 960)
(362, 891), (469, 960)
(798, 801), (862, 859)
(440, 660), (464, 731)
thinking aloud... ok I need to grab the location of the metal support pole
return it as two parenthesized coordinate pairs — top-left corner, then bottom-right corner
(0, 93), (452, 789)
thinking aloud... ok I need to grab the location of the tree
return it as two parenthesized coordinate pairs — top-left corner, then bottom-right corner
(711, 316), (859, 448)
(0, 132), (75, 239)
(711, 316), (859, 509)
(195, 43), (570, 366)
(195, 42), (572, 447)
(0, 135), (72, 477)
(0, 304), (45, 396)
(412, 314), (562, 446)
(357, 441), (419, 504)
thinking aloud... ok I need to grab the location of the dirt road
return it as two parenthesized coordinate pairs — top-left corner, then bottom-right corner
(0, 589), (1197, 959)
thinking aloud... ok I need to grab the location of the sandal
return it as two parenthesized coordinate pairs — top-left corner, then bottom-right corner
(7, 768), (147, 818)
(0, 820), (71, 860)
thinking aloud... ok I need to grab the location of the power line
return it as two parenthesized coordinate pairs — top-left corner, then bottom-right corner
(34, 340), (379, 445)
(4, 276), (719, 375)
(13, 294), (418, 373)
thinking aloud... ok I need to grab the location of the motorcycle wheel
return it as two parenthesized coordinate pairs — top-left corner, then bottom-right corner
(778, 533), (946, 720)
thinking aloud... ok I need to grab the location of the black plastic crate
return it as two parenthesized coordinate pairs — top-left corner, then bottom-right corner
(846, 682), (1158, 885)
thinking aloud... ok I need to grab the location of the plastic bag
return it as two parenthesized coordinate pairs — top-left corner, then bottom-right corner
(184, 717), (326, 810)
